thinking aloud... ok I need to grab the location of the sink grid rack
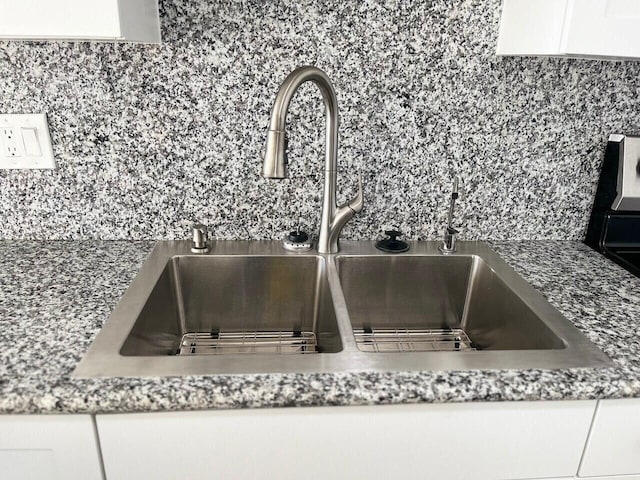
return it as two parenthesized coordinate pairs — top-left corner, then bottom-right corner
(353, 327), (476, 353)
(177, 330), (319, 355)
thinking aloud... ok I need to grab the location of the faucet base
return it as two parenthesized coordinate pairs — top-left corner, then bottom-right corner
(438, 245), (456, 255)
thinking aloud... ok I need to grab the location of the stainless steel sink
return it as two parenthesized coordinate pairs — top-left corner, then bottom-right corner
(120, 255), (341, 356)
(337, 255), (565, 352)
(74, 241), (612, 377)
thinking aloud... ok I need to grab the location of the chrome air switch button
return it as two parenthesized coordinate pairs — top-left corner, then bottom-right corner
(283, 223), (313, 252)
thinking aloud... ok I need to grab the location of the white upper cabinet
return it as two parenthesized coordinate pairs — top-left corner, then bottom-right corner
(497, 0), (640, 59)
(0, 0), (161, 43)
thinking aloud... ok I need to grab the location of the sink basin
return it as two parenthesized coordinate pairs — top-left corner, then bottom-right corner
(121, 255), (341, 356)
(337, 255), (565, 352)
(74, 241), (612, 377)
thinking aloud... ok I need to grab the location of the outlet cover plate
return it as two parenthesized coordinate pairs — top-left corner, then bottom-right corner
(0, 114), (55, 169)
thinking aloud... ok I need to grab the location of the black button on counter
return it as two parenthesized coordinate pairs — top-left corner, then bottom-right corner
(375, 230), (409, 253)
(287, 230), (309, 243)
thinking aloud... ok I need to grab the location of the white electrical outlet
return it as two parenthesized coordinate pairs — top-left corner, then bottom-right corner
(1, 127), (21, 157)
(0, 114), (55, 169)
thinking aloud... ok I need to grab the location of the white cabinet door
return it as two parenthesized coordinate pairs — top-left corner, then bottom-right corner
(497, 0), (640, 59)
(0, 415), (103, 480)
(576, 476), (640, 480)
(538, 477), (640, 480)
(579, 399), (640, 477)
(564, 0), (640, 58)
(496, 0), (570, 56)
(98, 401), (596, 480)
(0, 0), (160, 43)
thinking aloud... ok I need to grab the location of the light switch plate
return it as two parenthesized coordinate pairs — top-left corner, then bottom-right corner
(0, 114), (55, 169)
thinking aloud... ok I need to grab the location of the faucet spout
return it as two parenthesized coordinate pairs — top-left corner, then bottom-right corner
(262, 66), (363, 253)
(263, 129), (288, 179)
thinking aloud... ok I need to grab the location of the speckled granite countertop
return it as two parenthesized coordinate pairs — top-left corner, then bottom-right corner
(1, 240), (639, 414)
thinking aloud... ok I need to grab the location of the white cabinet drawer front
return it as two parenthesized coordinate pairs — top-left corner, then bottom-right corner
(98, 401), (595, 480)
(0, 450), (57, 480)
(0, 415), (103, 480)
(580, 399), (640, 477)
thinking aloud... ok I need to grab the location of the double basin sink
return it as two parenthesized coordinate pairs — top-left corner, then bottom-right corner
(74, 241), (612, 377)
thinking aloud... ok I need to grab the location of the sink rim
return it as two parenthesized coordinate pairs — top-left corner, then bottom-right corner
(73, 240), (613, 378)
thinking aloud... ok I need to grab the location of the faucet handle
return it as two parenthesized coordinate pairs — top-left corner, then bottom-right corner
(347, 173), (364, 213)
(330, 174), (364, 247)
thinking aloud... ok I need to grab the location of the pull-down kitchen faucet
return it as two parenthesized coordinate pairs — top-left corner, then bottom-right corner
(262, 66), (363, 254)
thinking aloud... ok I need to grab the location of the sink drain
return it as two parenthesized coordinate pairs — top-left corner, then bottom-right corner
(353, 327), (476, 353)
(177, 330), (318, 355)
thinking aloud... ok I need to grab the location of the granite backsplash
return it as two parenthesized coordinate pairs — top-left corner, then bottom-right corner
(1, 0), (639, 241)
